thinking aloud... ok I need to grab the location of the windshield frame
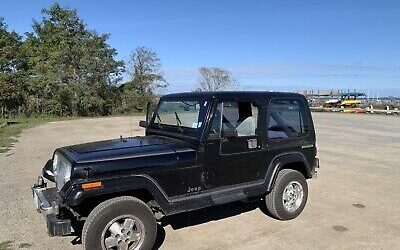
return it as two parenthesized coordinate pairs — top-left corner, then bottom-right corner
(148, 96), (212, 139)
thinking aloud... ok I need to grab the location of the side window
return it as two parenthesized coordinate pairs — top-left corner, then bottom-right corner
(209, 103), (222, 135)
(267, 99), (309, 139)
(209, 101), (259, 137)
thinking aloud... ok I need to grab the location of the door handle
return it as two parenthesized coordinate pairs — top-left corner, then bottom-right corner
(247, 138), (258, 149)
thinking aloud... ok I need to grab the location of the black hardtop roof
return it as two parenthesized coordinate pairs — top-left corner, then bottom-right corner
(162, 91), (305, 100)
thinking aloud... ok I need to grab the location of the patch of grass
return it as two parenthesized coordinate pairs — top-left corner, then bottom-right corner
(0, 240), (13, 250)
(0, 117), (72, 154)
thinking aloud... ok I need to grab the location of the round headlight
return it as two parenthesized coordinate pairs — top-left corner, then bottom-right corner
(53, 153), (59, 175)
(53, 152), (72, 190)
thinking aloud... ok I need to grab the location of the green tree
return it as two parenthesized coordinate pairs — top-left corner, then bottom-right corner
(122, 47), (167, 112)
(196, 67), (238, 92)
(0, 17), (26, 115)
(22, 3), (124, 116)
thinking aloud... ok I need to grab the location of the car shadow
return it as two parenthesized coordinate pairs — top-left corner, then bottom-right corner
(151, 200), (264, 249)
(160, 200), (262, 230)
(152, 224), (166, 250)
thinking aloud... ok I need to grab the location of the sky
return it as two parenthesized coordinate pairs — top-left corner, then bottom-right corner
(1, 0), (400, 96)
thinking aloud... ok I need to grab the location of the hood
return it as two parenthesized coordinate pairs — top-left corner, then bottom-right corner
(60, 135), (194, 164)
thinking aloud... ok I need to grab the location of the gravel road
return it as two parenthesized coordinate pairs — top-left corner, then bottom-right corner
(0, 113), (399, 250)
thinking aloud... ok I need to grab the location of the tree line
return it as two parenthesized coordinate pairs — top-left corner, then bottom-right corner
(0, 3), (238, 118)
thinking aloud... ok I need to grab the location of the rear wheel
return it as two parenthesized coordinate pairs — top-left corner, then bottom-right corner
(82, 196), (157, 250)
(265, 169), (308, 220)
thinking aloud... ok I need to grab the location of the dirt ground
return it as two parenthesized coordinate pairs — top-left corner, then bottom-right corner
(0, 113), (399, 250)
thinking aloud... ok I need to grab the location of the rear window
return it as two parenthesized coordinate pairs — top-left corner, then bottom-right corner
(267, 99), (309, 139)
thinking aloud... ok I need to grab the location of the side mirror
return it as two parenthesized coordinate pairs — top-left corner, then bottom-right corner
(146, 101), (151, 122)
(222, 129), (238, 138)
(139, 101), (152, 129)
(42, 159), (55, 182)
(139, 120), (148, 128)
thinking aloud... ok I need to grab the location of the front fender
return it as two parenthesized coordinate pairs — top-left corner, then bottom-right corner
(265, 152), (311, 192)
(65, 175), (169, 209)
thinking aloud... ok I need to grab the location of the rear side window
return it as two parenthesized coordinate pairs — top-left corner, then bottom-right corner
(267, 99), (309, 139)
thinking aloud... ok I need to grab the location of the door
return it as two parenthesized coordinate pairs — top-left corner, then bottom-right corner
(203, 100), (267, 189)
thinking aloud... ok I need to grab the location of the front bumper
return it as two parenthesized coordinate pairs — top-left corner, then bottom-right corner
(32, 177), (71, 236)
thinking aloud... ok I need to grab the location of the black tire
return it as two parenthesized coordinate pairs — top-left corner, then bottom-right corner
(82, 196), (157, 250)
(265, 169), (308, 220)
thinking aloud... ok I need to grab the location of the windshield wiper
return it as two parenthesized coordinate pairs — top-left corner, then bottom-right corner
(174, 112), (183, 133)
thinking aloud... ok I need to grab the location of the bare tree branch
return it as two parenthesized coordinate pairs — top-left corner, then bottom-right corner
(196, 67), (238, 92)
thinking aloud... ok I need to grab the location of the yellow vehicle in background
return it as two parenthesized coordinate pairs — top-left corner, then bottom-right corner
(339, 93), (366, 108)
(324, 92), (366, 108)
(323, 92), (366, 112)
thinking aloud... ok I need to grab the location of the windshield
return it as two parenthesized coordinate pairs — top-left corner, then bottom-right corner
(150, 98), (209, 137)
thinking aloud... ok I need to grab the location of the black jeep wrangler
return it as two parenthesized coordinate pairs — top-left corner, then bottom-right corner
(32, 91), (319, 250)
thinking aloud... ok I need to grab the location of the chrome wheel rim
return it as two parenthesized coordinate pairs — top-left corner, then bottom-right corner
(101, 215), (145, 250)
(282, 181), (304, 212)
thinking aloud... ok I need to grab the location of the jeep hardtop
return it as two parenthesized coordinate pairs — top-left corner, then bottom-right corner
(32, 91), (319, 250)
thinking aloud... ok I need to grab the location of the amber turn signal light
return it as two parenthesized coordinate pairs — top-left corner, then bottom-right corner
(82, 181), (102, 190)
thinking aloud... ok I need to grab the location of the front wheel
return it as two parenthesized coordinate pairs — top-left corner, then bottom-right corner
(265, 169), (308, 220)
(82, 196), (157, 250)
